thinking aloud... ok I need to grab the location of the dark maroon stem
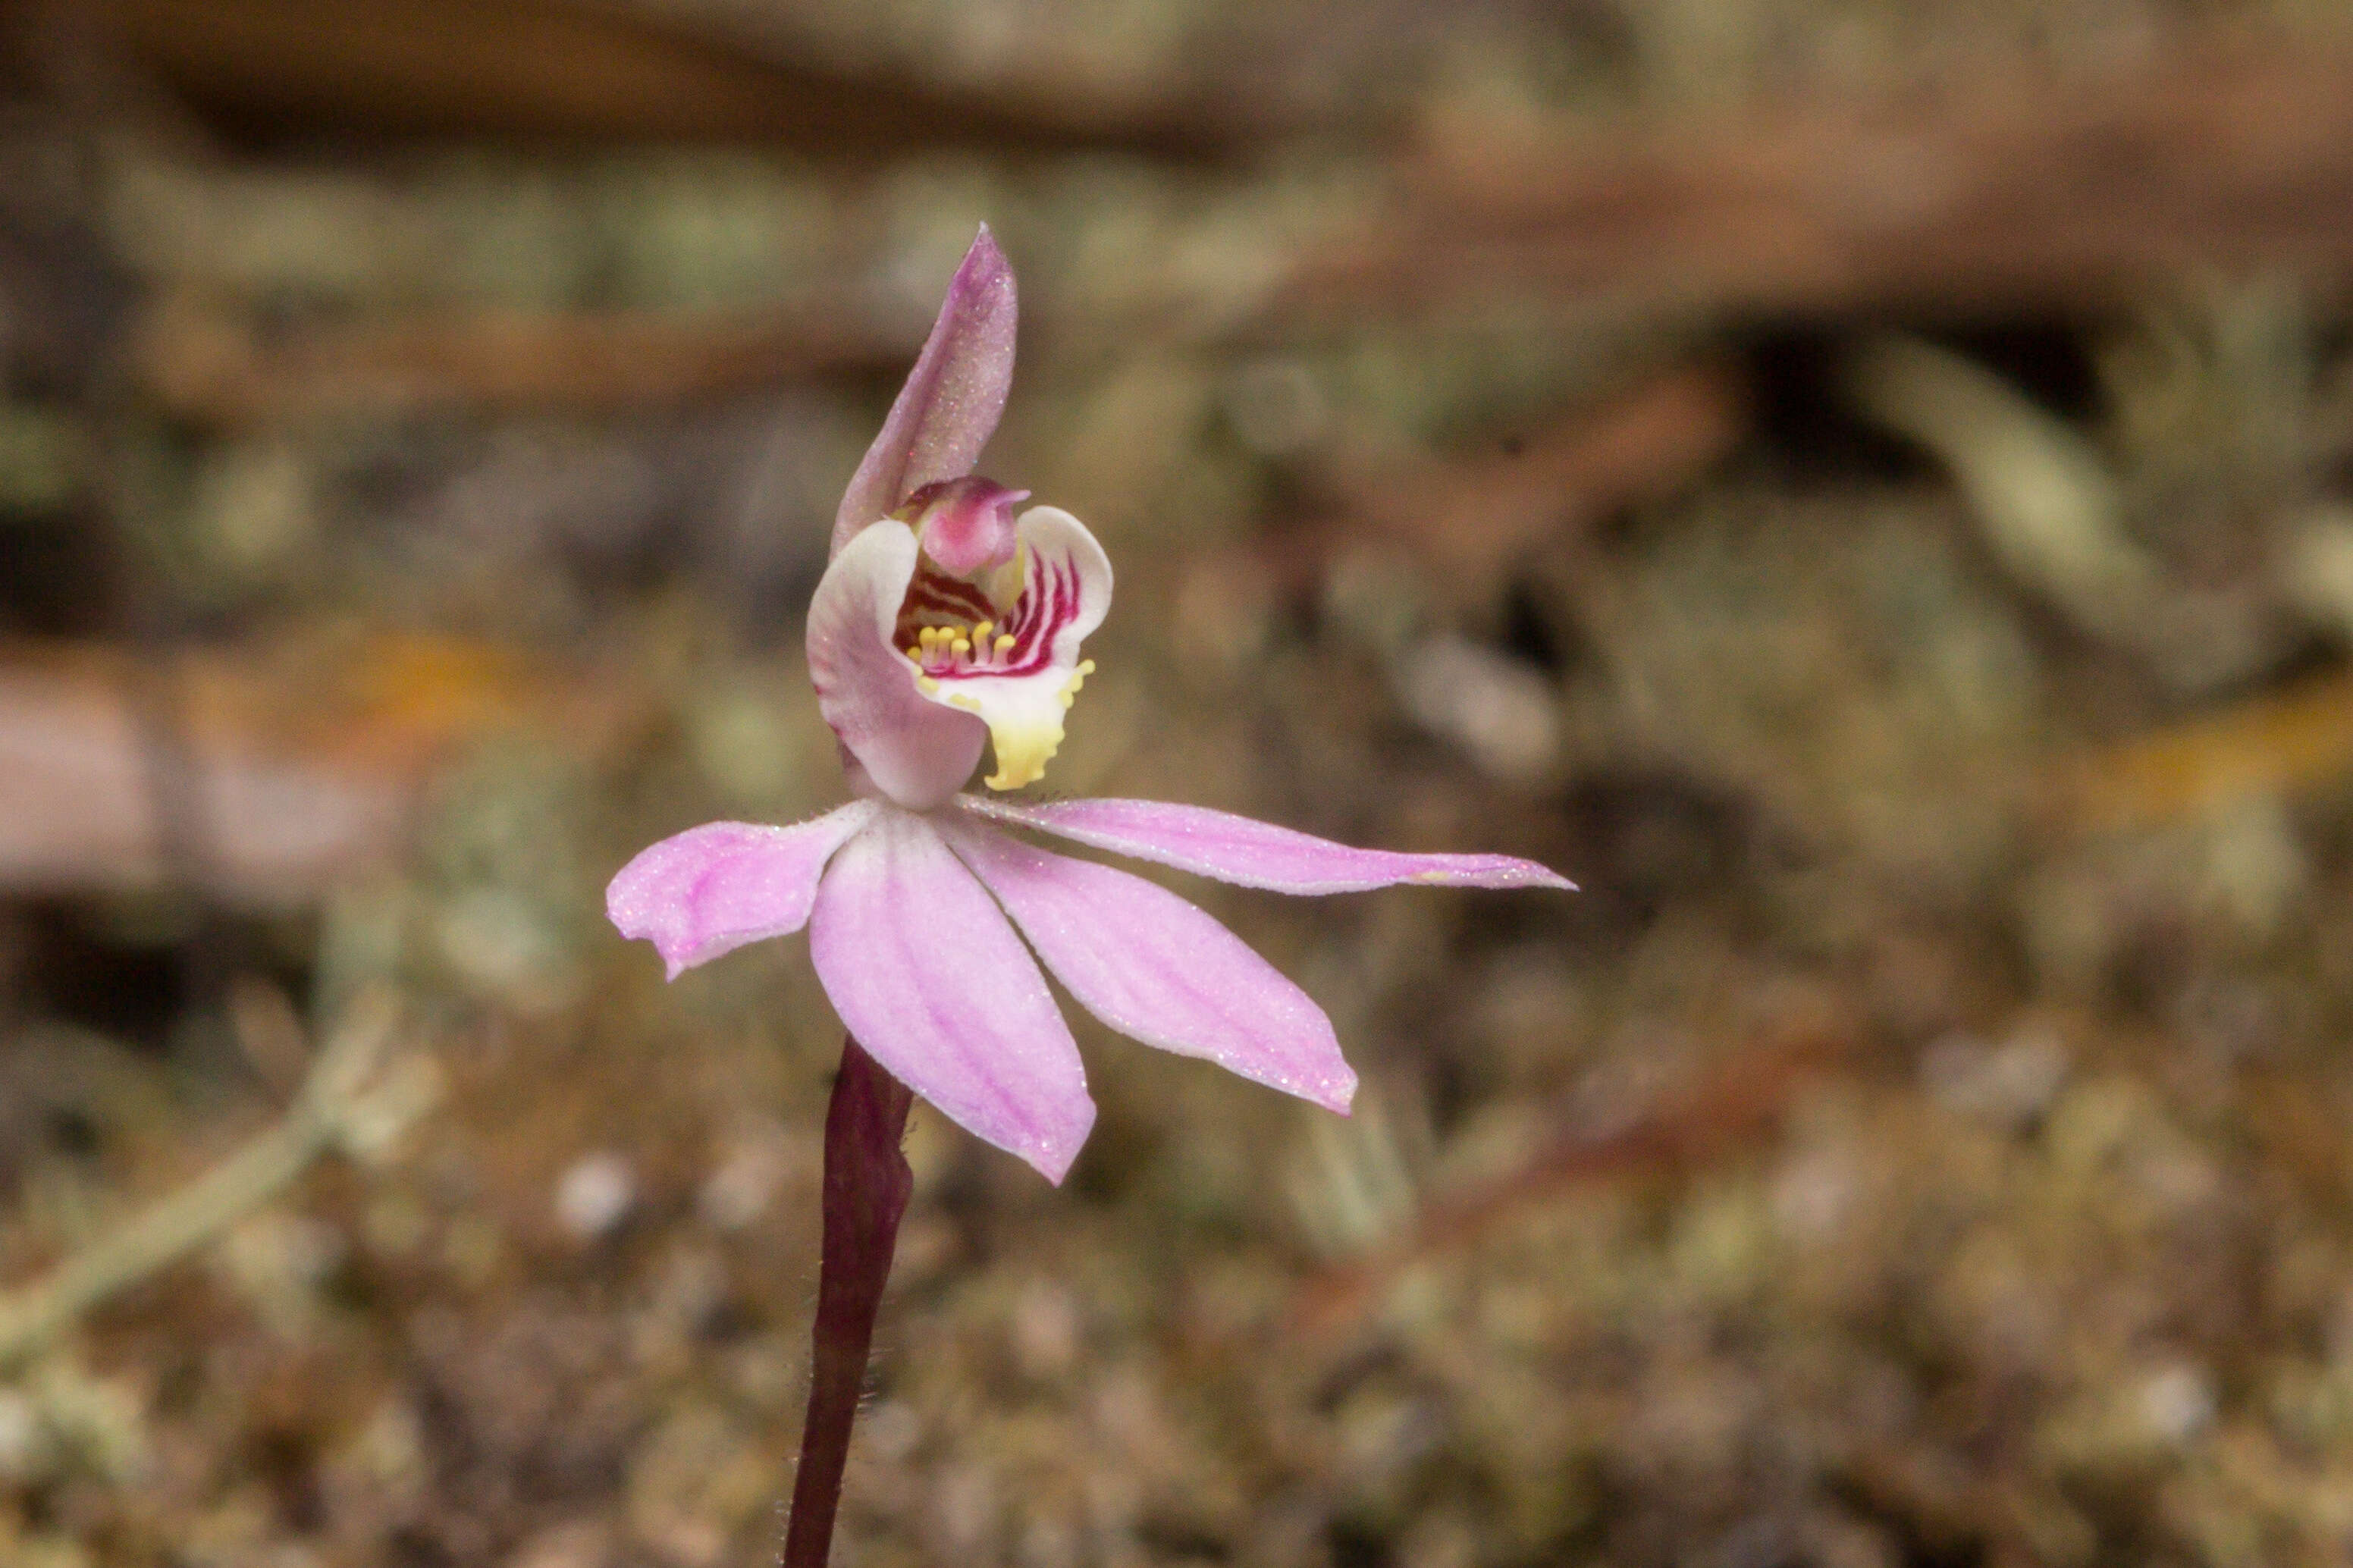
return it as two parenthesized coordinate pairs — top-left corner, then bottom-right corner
(782, 1035), (915, 1568)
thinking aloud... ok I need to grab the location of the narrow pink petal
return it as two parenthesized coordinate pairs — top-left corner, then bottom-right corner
(832, 227), (1018, 556)
(943, 820), (1356, 1113)
(607, 801), (878, 979)
(959, 797), (1576, 894)
(809, 809), (1094, 1183)
(807, 521), (986, 810)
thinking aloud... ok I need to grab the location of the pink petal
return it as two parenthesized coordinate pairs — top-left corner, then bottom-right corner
(832, 227), (1018, 557)
(607, 801), (878, 980)
(809, 808), (1094, 1183)
(943, 820), (1356, 1114)
(959, 797), (1576, 895)
(807, 521), (986, 810)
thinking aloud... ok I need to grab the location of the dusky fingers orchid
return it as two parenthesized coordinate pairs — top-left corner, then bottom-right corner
(610, 223), (1573, 1185)
(607, 224), (1572, 1568)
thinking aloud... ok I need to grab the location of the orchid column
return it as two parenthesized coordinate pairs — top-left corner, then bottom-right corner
(607, 227), (1572, 1565)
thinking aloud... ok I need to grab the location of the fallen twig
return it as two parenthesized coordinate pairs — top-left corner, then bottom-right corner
(132, 293), (902, 428)
(0, 986), (435, 1368)
(1287, 40), (2353, 328)
(2035, 670), (2353, 839)
(1242, 362), (1745, 606)
(102, 0), (1275, 152)
(1326, 362), (1746, 595)
(0, 633), (644, 903)
(1291, 1004), (1849, 1339)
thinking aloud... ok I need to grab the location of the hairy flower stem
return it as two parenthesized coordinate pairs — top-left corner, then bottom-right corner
(783, 1035), (915, 1568)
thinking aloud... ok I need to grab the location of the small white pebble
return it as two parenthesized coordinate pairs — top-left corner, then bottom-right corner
(1920, 1027), (2069, 1130)
(0, 1388), (45, 1482)
(1012, 1280), (1081, 1380)
(1393, 633), (1561, 783)
(1769, 1147), (1855, 1239)
(697, 1135), (792, 1231)
(554, 1152), (637, 1241)
(504, 1519), (614, 1568)
(2139, 1363), (2216, 1444)
(861, 1399), (921, 1463)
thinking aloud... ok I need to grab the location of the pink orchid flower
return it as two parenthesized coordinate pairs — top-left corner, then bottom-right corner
(607, 227), (1570, 1183)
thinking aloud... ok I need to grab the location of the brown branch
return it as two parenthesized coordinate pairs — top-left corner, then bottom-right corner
(82, 0), (1285, 154)
(2033, 670), (2353, 840)
(130, 293), (902, 428)
(1237, 362), (1746, 610)
(1323, 362), (1746, 591)
(1286, 39), (2353, 327)
(1291, 1006), (1849, 1341)
(0, 635), (644, 902)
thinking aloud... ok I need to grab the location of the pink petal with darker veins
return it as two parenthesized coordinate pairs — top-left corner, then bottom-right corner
(607, 801), (879, 979)
(958, 797), (1576, 895)
(832, 227), (1018, 557)
(809, 808), (1095, 1184)
(942, 818), (1356, 1113)
(807, 521), (987, 810)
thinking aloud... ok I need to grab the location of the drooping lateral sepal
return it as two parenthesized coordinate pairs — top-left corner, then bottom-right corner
(941, 817), (1357, 1113)
(807, 809), (1096, 1183)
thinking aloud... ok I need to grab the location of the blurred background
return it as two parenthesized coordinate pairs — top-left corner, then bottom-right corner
(7, 1), (2353, 1564)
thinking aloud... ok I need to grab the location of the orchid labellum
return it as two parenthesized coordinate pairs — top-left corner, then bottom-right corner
(607, 227), (1572, 1184)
